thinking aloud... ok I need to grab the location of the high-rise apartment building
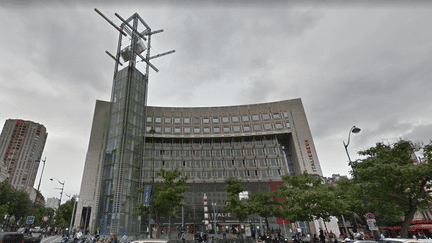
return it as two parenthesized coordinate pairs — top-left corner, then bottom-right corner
(0, 119), (47, 191)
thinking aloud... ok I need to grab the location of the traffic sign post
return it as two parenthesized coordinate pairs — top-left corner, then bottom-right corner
(26, 216), (35, 225)
(42, 216), (49, 223)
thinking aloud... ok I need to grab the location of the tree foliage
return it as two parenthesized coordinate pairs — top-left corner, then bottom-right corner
(55, 197), (77, 228)
(223, 177), (250, 222)
(247, 190), (283, 232)
(353, 140), (432, 238)
(0, 181), (32, 224)
(0, 181), (57, 228)
(134, 168), (189, 239)
(275, 172), (346, 223)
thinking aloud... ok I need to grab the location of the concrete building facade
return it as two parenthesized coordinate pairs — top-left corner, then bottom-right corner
(0, 119), (47, 191)
(76, 98), (323, 235)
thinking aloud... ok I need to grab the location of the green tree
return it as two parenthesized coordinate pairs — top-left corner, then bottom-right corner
(275, 172), (346, 222)
(32, 202), (55, 227)
(0, 181), (32, 223)
(223, 177), (250, 241)
(354, 140), (432, 238)
(134, 168), (189, 239)
(0, 204), (9, 223)
(247, 190), (283, 234)
(56, 197), (77, 228)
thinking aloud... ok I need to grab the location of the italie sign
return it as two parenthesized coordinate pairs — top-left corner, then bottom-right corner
(304, 140), (317, 173)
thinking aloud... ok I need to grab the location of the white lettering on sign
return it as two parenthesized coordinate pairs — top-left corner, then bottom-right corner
(304, 140), (317, 172)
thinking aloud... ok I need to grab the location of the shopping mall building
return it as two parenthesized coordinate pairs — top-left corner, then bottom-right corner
(75, 98), (324, 235)
(74, 11), (325, 236)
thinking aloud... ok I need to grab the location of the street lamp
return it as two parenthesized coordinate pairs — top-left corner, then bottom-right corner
(50, 178), (65, 210)
(343, 126), (378, 239)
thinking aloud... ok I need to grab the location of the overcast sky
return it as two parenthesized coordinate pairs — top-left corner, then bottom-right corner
(1, 1), (432, 204)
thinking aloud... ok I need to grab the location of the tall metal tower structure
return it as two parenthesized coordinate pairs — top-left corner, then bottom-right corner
(94, 9), (174, 235)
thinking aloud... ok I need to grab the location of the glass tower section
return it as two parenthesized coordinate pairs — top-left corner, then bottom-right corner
(97, 66), (147, 235)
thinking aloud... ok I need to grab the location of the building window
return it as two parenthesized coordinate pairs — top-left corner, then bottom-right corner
(232, 116), (239, 122)
(184, 118), (190, 124)
(213, 117), (219, 123)
(244, 125), (251, 132)
(165, 117), (171, 124)
(146, 117), (152, 123)
(165, 127), (171, 133)
(174, 128), (181, 133)
(286, 122), (291, 128)
(194, 127), (200, 133)
(262, 114), (270, 120)
(223, 127), (230, 132)
(175, 118), (181, 124)
(214, 127), (220, 133)
(264, 124), (272, 130)
(242, 115), (249, 122)
(146, 126), (152, 132)
(252, 115), (259, 121)
(222, 117), (229, 123)
(283, 111), (289, 118)
(254, 124), (261, 131)
(204, 127), (210, 133)
(155, 127), (162, 133)
(193, 118), (200, 124)
(273, 113), (280, 119)
(155, 117), (162, 123)
(203, 118), (209, 124)
(184, 127), (191, 133)
(275, 123), (283, 129)
(233, 126), (240, 132)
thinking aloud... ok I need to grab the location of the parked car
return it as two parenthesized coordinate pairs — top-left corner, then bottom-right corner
(130, 239), (173, 243)
(22, 228), (44, 243)
(0, 232), (24, 243)
(379, 238), (432, 243)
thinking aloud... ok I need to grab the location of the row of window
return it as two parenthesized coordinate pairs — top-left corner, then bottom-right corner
(146, 158), (282, 168)
(146, 122), (290, 134)
(143, 169), (285, 181)
(146, 112), (289, 125)
(144, 148), (281, 157)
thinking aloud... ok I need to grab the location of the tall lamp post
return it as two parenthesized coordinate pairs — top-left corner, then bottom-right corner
(343, 126), (378, 239)
(51, 178), (65, 224)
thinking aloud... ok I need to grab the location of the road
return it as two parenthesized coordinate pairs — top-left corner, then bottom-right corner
(41, 235), (63, 243)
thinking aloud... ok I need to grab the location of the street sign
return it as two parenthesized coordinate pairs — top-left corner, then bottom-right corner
(26, 216), (35, 225)
(366, 213), (375, 219)
(42, 216), (49, 223)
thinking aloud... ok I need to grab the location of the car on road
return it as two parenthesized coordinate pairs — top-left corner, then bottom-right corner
(0, 232), (24, 243)
(378, 238), (432, 243)
(130, 239), (172, 243)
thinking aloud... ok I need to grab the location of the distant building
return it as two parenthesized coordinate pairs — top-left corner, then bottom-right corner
(0, 119), (47, 191)
(26, 187), (45, 205)
(324, 174), (349, 186)
(46, 197), (59, 210)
